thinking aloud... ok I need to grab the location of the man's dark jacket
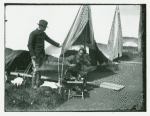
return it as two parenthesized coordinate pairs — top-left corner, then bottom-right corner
(27, 29), (59, 57)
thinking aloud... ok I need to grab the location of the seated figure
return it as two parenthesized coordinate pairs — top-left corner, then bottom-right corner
(64, 47), (91, 81)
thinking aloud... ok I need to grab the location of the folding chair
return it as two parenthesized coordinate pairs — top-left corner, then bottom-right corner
(64, 67), (89, 100)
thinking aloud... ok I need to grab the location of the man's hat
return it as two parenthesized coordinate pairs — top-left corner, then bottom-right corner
(37, 20), (48, 28)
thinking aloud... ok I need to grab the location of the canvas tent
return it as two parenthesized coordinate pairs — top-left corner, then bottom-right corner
(90, 5), (140, 60)
(88, 6), (123, 62)
(5, 5), (124, 81)
(5, 5), (140, 54)
(107, 6), (123, 60)
(45, 5), (123, 64)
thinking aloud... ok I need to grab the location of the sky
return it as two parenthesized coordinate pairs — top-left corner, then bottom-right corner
(5, 5), (140, 50)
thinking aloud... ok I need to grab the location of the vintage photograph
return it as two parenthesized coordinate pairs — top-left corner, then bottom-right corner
(4, 3), (146, 111)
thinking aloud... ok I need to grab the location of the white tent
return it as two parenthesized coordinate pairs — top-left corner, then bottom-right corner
(90, 6), (123, 61)
(5, 5), (140, 84)
(44, 5), (123, 62)
(5, 5), (140, 62)
(5, 5), (140, 48)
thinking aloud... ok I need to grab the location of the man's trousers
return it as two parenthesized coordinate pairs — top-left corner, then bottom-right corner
(31, 54), (45, 87)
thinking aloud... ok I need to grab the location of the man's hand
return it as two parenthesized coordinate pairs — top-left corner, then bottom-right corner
(31, 56), (36, 59)
(58, 44), (62, 48)
(55, 43), (62, 48)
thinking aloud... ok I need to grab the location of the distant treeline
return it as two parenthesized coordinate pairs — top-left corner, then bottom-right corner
(123, 37), (138, 44)
(123, 46), (138, 53)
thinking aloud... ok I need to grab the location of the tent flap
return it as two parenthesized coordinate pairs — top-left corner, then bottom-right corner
(46, 5), (123, 64)
(61, 5), (96, 54)
(105, 6), (123, 61)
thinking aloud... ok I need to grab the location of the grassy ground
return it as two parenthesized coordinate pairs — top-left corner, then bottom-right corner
(5, 51), (144, 111)
(5, 78), (68, 111)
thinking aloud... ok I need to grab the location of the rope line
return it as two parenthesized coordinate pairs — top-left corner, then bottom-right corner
(61, 53), (65, 85)
(24, 61), (32, 74)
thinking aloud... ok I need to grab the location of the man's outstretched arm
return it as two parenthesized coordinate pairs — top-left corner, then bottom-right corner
(45, 34), (60, 47)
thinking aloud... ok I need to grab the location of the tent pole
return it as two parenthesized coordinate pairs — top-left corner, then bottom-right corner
(84, 23), (87, 49)
(83, 21), (88, 70)
(58, 53), (64, 94)
(58, 56), (60, 82)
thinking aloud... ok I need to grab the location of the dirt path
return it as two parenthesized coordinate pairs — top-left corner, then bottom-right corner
(54, 62), (143, 111)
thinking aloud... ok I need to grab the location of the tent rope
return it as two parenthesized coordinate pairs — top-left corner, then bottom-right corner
(22, 61), (32, 85)
(58, 57), (60, 84)
(5, 51), (23, 69)
(5, 50), (21, 69)
(24, 61), (32, 74)
(5, 51), (15, 67)
(5, 55), (16, 69)
(58, 53), (65, 93)
(5, 50), (15, 65)
(61, 53), (65, 84)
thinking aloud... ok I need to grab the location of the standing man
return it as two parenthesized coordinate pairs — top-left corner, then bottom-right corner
(27, 19), (60, 88)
